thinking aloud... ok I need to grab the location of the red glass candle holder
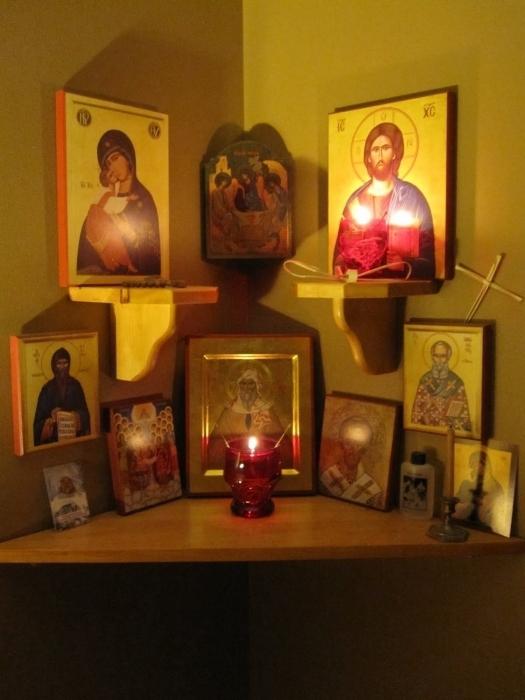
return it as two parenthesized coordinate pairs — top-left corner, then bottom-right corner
(223, 437), (282, 518)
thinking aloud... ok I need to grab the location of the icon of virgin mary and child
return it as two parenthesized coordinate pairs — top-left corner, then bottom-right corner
(77, 130), (161, 276)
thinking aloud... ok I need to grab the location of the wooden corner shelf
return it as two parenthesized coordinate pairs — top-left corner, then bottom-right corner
(296, 279), (438, 300)
(0, 496), (522, 564)
(295, 279), (439, 374)
(69, 285), (218, 381)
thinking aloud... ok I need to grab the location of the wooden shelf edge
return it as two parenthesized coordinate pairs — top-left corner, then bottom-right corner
(294, 279), (439, 374)
(0, 497), (522, 565)
(69, 285), (219, 305)
(295, 279), (438, 300)
(68, 285), (219, 380)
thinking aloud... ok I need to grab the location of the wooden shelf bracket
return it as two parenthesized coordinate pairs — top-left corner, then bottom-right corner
(69, 285), (218, 381)
(295, 279), (438, 374)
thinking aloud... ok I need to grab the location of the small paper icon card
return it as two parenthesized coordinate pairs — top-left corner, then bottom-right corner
(43, 462), (90, 531)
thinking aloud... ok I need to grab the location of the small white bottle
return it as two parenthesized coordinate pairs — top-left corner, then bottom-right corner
(399, 451), (435, 519)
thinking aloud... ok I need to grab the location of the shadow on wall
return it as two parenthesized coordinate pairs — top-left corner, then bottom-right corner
(62, 27), (245, 286)
(22, 296), (111, 374)
(64, 28), (243, 123)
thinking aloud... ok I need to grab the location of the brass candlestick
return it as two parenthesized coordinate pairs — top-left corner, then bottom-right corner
(427, 496), (469, 542)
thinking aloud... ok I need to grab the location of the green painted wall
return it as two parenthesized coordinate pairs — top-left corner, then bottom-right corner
(243, 2), (525, 698)
(0, 0), (245, 541)
(1, 1), (525, 698)
(243, 0), (525, 528)
(0, 4), (248, 697)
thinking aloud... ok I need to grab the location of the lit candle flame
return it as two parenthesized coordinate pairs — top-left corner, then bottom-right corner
(247, 436), (258, 452)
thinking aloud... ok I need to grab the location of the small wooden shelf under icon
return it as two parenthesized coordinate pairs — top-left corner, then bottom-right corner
(69, 285), (218, 381)
(295, 279), (439, 374)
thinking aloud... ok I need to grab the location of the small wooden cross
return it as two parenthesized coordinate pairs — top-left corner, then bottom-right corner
(455, 254), (523, 321)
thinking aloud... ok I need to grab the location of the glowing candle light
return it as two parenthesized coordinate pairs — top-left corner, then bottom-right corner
(223, 435), (282, 518)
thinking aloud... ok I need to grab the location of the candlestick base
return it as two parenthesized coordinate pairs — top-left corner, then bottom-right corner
(230, 498), (275, 519)
(427, 496), (470, 543)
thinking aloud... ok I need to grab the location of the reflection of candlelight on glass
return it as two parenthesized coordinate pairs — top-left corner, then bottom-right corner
(388, 209), (420, 260)
(223, 436), (282, 518)
(351, 203), (373, 226)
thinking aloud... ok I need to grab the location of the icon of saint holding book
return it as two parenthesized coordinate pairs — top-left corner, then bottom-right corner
(33, 347), (91, 446)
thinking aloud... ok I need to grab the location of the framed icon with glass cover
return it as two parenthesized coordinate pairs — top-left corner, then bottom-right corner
(185, 334), (314, 495)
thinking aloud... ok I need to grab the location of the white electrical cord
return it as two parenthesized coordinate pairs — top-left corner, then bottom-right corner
(282, 259), (413, 282)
